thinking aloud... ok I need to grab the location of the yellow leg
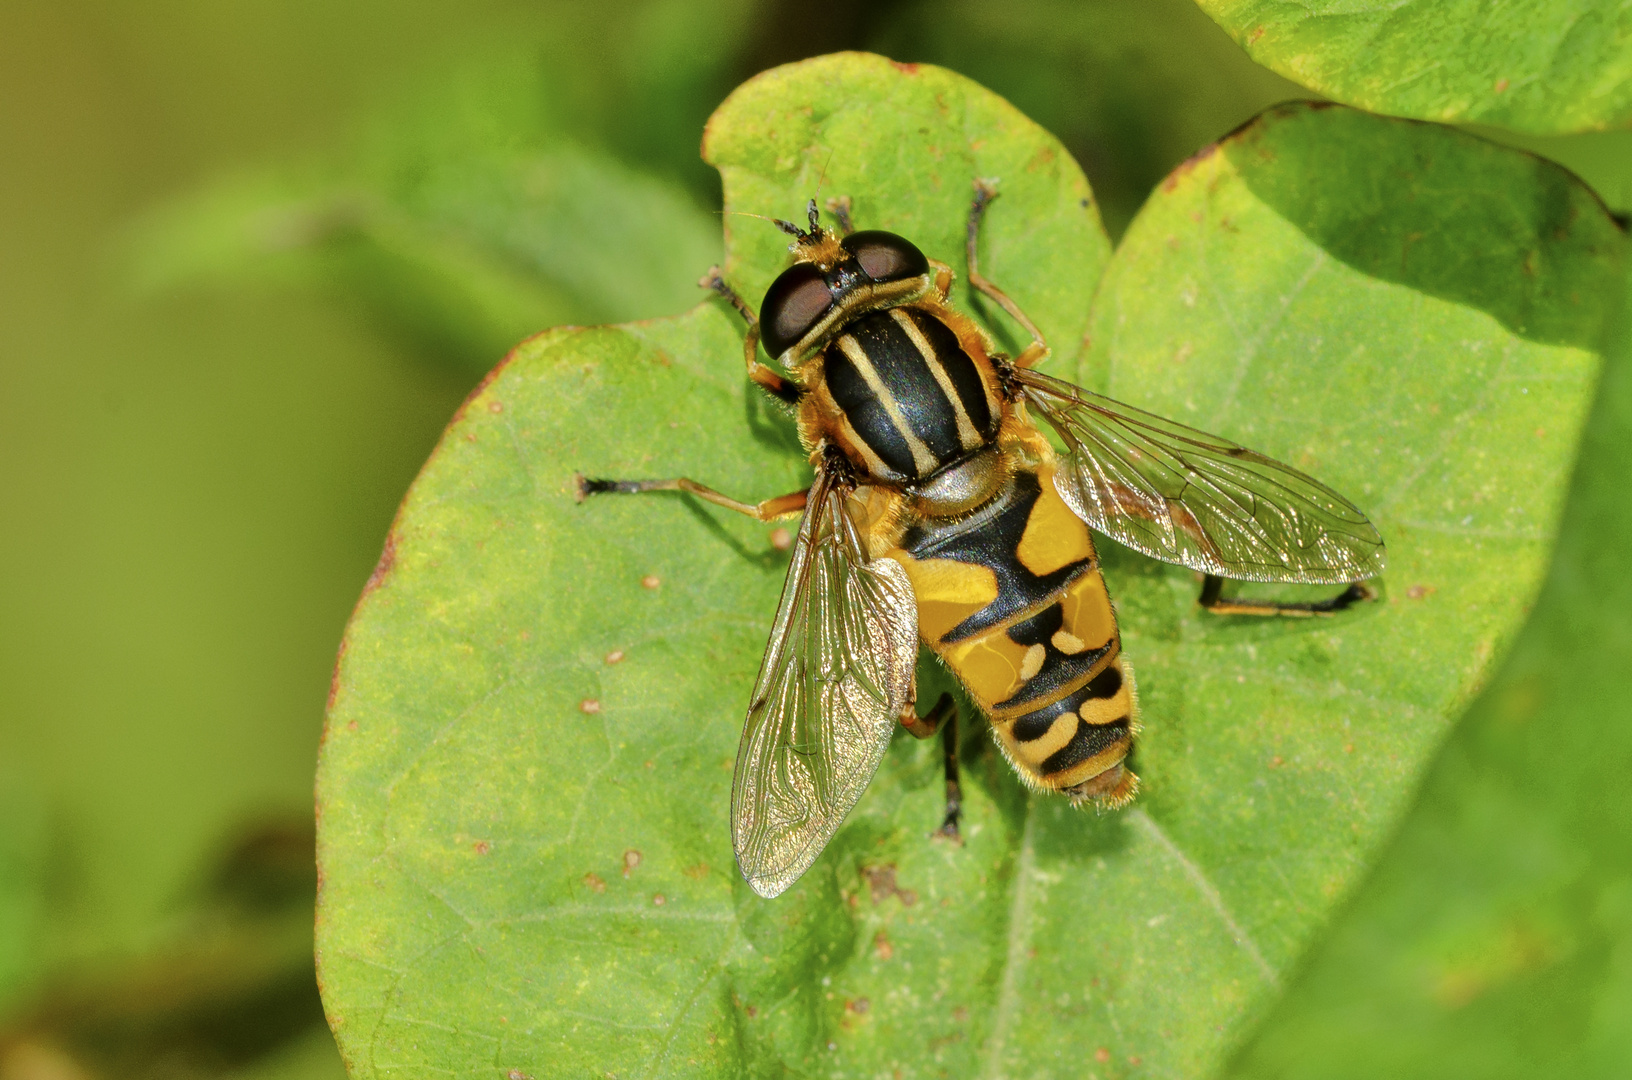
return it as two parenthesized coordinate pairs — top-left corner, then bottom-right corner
(967, 179), (1050, 369)
(576, 475), (809, 522)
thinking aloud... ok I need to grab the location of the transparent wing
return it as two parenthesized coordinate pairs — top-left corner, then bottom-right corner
(1017, 367), (1385, 584)
(731, 464), (919, 899)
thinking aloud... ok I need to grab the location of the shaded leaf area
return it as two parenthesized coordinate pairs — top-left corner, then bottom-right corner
(1196, 0), (1632, 135)
(1222, 258), (1632, 1080)
(0, 817), (341, 1080)
(125, 57), (723, 376)
(316, 60), (1620, 1079)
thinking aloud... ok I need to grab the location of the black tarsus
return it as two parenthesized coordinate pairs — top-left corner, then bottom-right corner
(1199, 574), (1375, 616)
(926, 693), (962, 841)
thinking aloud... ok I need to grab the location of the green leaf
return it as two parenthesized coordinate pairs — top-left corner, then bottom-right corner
(316, 58), (1621, 1080)
(1218, 249), (1632, 1079)
(1195, 0), (1632, 135)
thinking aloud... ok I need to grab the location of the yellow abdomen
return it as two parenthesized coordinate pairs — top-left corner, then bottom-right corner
(882, 466), (1139, 805)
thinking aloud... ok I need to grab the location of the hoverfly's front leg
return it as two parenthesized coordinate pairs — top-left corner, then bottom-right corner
(1198, 574), (1376, 618)
(967, 178), (1050, 370)
(699, 267), (802, 406)
(899, 689), (962, 841)
(576, 474), (809, 522)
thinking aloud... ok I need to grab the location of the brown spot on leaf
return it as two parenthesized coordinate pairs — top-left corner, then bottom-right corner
(583, 872), (606, 893)
(363, 532), (398, 599)
(652, 893), (666, 906)
(623, 850), (642, 878)
(863, 864), (916, 904)
(605, 649), (626, 664)
(641, 574), (662, 589)
(846, 997), (870, 1014)
(1162, 142), (1218, 191)
(1406, 584), (1437, 600)
(580, 698), (602, 714)
(1095, 1047), (1111, 1063)
(873, 930), (893, 960)
(1269, 755), (1285, 768)
(326, 638), (349, 714)
(508, 1071), (533, 1080)
(684, 863), (710, 879)
(769, 527), (792, 551)
(473, 841), (490, 855)
(1495, 77), (1509, 93)
(1249, 25), (1265, 44)
(892, 60), (920, 74)
(488, 400), (504, 413)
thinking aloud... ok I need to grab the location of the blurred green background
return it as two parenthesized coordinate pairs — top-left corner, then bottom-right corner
(2, 2), (1629, 1077)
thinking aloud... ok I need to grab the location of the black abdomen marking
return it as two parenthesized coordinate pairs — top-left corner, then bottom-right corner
(994, 603), (1114, 711)
(823, 307), (999, 482)
(1041, 716), (1131, 775)
(900, 472), (1092, 641)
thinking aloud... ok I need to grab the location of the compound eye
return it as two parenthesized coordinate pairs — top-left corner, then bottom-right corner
(759, 263), (834, 357)
(842, 230), (930, 283)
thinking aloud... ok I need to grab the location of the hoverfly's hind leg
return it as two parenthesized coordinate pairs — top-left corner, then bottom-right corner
(1198, 574), (1376, 618)
(699, 266), (802, 406)
(900, 691), (962, 841)
(824, 196), (855, 237)
(966, 178), (1049, 370)
(576, 474), (809, 522)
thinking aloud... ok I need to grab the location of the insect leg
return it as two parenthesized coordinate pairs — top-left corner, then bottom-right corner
(967, 178), (1050, 369)
(700, 266), (802, 405)
(1198, 574), (1375, 617)
(824, 196), (855, 236)
(576, 475), (809, 522)
(899, 692), (962, 840)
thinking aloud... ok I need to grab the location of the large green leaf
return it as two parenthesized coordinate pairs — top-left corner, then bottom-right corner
(1195, 0), (1632, 135)
(1218, 254), (1632, 1078)
(316, 58), (1621, 1079)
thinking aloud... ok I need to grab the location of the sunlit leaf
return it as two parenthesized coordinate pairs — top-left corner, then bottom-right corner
(1220, 260), (1632, 1080)
(1196, 0), (1632, 135)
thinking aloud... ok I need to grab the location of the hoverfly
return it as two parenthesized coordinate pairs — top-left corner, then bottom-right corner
(579, 182), (1384, 898)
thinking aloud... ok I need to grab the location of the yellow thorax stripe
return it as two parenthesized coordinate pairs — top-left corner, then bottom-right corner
(835, 333), (940, 475)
